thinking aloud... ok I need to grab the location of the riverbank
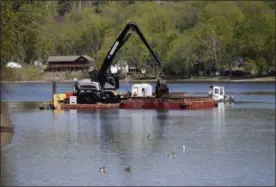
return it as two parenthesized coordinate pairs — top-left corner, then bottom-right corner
(1, 76), (275, 83)
(1, 103), (14, 146)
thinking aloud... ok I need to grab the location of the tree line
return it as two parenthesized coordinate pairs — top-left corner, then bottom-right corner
(1, 0), (275, 77)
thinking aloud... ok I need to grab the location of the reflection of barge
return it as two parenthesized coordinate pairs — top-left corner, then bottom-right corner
(61, 103), (120, 110)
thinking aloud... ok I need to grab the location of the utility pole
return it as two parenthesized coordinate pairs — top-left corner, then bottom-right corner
(218, 45), (220, 79)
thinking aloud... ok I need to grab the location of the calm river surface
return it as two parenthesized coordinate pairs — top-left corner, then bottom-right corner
(1, 82), (275, 186)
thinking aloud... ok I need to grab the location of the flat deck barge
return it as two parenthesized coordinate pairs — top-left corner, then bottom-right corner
(119, 96), (216, 110)
(61, 103), (120, 110)
(58, 95), (216, 110)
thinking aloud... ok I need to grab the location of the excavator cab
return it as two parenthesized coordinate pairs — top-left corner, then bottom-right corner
(89, 68), (119, 90)
(155, 77), (169, 98)
(105, 75), (119, 90)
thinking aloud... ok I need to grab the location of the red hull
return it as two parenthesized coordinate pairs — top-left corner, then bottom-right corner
(59, 93), (217, 110)
(119, 97), (217, 110)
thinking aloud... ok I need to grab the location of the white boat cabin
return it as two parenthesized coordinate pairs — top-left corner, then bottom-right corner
(131, 84), (153, 97)
(209, 85), (225, 101)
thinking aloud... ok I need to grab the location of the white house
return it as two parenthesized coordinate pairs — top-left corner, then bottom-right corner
(33, 60), (42, 67)
(111, 60), (129, 74)
(111, 60), (147, 74)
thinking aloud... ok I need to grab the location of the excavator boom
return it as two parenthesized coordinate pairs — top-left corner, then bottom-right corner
(76, 22), (169, 104)
(93, 22), (163, 89)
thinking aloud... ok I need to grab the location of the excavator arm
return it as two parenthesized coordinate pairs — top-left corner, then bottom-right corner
(92, 22), (163, 89)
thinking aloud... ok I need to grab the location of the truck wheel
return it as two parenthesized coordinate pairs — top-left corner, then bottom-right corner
(104, 92), (114, 100)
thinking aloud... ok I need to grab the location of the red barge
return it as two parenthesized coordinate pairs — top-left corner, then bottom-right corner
(119, 96), (217, 110)
(42, 82), (229, 111)
(47, 81), (218, 111)
(54, 91), (217, 110)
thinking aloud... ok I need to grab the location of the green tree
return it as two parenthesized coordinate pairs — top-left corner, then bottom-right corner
(0, 1), (57, 67)
(166, 31), (196, 77)
(236, 2), (275, 75)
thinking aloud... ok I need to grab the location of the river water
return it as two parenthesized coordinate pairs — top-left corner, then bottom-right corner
(1, 82), (275, 186)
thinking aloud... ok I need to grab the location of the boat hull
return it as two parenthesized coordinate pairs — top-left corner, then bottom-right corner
(119, 97), (217, 110)
(59, 97), (216, 110)
(61, 103), (120, 110)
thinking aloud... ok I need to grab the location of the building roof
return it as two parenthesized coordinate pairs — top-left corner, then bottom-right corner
(82, 55), (94, 62)
(47, 55), (95, 63)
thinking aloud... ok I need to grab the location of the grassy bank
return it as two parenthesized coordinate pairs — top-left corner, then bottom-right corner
(0, 66), (87, 82)
(1, 67), (275, 83)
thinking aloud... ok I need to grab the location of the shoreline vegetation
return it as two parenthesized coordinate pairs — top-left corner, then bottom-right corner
(1, 76), (275, 83)
(1, 66), (274, 84)
(1, 1), (275, 85)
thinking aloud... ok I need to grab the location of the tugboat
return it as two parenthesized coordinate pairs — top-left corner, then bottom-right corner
(208, 85), (234, 104)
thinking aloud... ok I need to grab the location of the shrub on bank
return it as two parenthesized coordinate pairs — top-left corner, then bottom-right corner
(1, 65), (274, 82)
(1, 67), (22, 81)
(1, 64), (43, 81)
(1, 63), (90, 81)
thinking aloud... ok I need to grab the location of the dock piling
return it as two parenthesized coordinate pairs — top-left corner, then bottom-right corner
(52, 81), (56, 109)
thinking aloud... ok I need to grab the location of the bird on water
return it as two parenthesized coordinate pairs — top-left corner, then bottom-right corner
(99, 166), (106, 173)
(125, 166), (131, 172)
(183, 144), (186, 153)
(168, 152), (175, 157)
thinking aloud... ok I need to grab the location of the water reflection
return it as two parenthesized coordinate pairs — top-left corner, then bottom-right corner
(74, 109), (169, 184)
(1, 100), (275, 186)
(104, 109), (168, 185)
(93, 110), (165, 152)
(52, 110), (67, 142)
(69, 110), (78, 142)
(88, 110), (168, 155)
(212, 104), (226, 147)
